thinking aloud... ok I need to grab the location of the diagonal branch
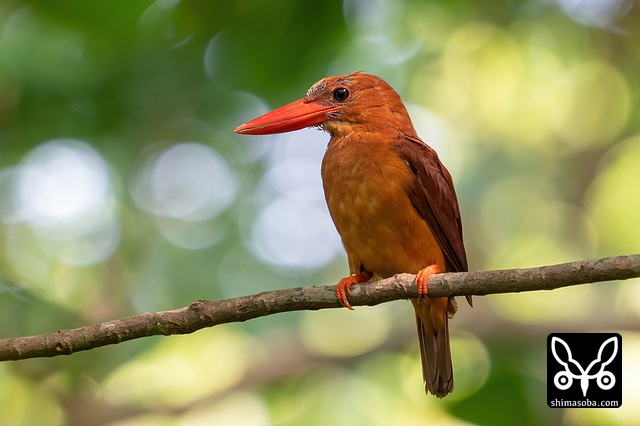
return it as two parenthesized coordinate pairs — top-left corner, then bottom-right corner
(1, 254), (638, 362)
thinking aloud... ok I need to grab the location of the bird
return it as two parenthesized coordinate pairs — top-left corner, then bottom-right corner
(234, 72), (470, 398)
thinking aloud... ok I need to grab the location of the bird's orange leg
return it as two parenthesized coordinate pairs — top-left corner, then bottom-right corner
(336, 271), (373, 310)
(415, 264), (440, 298)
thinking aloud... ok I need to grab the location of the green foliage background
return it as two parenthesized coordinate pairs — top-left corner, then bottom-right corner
(0, 0), (639, 425)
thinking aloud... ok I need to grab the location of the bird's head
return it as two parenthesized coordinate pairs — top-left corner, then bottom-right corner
(234, 72), (416, 137)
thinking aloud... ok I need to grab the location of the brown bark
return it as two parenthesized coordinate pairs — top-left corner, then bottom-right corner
(1, 254), (638, 362)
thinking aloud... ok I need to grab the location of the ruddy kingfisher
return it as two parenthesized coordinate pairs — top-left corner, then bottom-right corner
(235, 72), (470, 398)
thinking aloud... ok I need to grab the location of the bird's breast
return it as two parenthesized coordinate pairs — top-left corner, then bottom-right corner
(321, 136), (444, 278)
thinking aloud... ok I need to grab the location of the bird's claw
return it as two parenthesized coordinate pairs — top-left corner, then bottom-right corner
(336, 278), (355, 310)
(335, 271), (373, 310)
(416, 264), (440, 298)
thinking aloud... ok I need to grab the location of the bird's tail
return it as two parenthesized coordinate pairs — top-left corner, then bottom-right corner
(411, 296), (456, 398)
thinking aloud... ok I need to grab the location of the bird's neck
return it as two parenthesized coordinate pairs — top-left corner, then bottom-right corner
(323, 114), (418, 140)
(324, 125), (417, 147)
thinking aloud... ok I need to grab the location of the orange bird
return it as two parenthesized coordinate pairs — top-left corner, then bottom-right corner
(235, 72), (470, 398)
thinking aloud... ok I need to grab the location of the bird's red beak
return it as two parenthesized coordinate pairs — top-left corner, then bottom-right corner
(234, 98), (340, 135)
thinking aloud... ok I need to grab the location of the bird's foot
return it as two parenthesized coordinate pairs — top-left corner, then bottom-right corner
(336, 271), (373, 310)
(416, 264), (440, 298)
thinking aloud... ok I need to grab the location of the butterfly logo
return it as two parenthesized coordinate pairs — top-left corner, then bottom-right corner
(551, 336), (618, 397)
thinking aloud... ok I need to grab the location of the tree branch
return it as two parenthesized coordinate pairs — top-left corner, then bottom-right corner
(1, 254), (638, 362)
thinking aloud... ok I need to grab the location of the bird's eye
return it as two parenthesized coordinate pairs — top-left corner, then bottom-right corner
(333, 87), (349, 102)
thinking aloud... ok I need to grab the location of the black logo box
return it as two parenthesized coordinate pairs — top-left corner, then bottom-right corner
(547, 333), (622, 408)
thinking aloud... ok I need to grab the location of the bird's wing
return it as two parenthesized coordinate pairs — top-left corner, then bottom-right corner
(394, 137), (468, 273)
